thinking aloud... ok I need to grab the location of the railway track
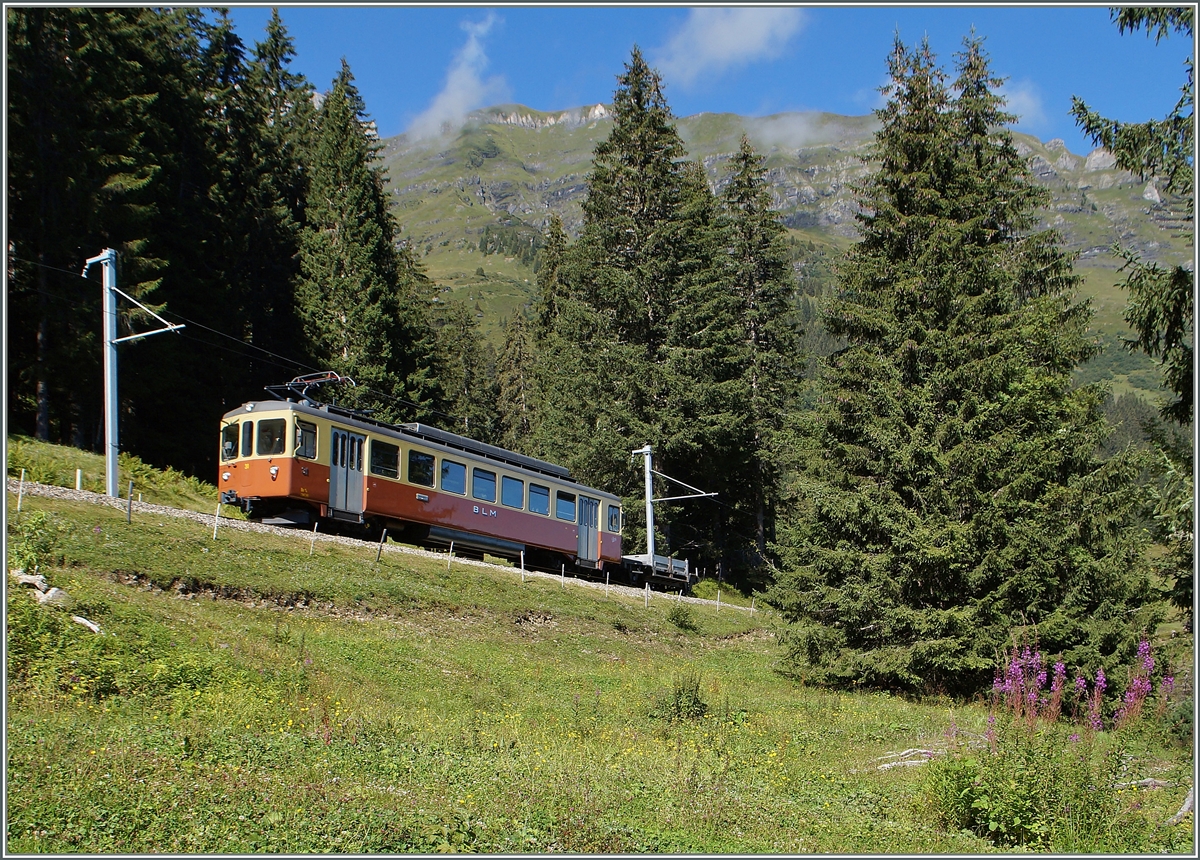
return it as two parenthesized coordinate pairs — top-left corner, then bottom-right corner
(7, 478), (755, 612)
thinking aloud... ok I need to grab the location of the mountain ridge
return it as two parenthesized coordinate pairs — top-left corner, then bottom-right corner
(378, 104), (1186, 402)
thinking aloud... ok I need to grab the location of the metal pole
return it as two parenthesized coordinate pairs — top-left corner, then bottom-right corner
(76, 469), (82, 491)
(212, 503), (221, 540)
(17, 468), (26, 513)
(632, 444), (655, 564)
(85, 249), (121, 498)
(126, 481), (134, 523)
(375, 528), (388, 563)
(309, 521), (319, 556)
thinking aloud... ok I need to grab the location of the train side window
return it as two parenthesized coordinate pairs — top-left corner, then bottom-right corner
(257, 418), (286, 456)
(501, 475), (523, 509)
(221, 423), (239, 461)
(607, 504), (621, 533)
(556, 491), (577, 523)
(529, 483), (550, 516)
(241, 421), (254, 457)
(472, 468), (496, 503)
(295, 421), (317, 460)
(441, 459), (466, 494)
(408, 450), (435, 487)
(370, 439), (399, 478)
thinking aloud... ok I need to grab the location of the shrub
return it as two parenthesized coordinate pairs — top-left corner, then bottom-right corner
(650, 671), (708, 722)
(7, 510), (65, 571)
(665, 601), (697, 632)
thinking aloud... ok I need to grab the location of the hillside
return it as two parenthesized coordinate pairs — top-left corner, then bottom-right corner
(380, 104), (1189, 401)
(6, 482), (1194, 853)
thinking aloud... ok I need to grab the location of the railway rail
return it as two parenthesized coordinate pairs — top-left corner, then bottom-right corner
(6, 478), (752, 612)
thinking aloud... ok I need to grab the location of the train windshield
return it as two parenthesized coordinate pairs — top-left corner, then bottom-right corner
(221, 423), (238, 461)
(257, 419), (286, 455)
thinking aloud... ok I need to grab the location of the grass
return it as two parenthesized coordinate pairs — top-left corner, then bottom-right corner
(7, 435), (232, 517)
(7, 488), (1193, 854)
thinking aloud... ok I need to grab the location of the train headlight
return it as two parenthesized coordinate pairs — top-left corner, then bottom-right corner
(269, 466), (279, 480)
(221, 471), (231, 482)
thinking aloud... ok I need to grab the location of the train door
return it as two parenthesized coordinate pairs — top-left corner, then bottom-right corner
(328, 427), (366, 521)
(578, 496), (601, 565)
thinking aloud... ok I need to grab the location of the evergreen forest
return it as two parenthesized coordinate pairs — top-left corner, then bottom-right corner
(7, 7), (1193, 699)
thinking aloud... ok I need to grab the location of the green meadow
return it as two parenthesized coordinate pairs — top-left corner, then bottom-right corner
(5, 448), (1194, 853)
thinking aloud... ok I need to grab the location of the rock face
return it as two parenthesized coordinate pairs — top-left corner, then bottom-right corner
(478, 104), (610, 131)
(381, 104), (1189, 339)
(1086, 148), (1117, 171)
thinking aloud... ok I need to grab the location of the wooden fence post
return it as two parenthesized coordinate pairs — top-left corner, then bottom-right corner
(375, 528), (388, 563)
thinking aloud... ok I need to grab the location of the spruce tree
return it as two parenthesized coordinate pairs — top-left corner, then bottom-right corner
(434, 300), (500, 443)
(1071, 7), (1194, 628)
(1071, 8), (1192, 425)
(6, 7), (167, 447)
(534, 48), (749, 569)
(295, 60), (439, 422)
(767, 36), (1157, 695)
(719, 136), (804, 557)
(532, 213), (568, 341)
(496, 311), (539, 452)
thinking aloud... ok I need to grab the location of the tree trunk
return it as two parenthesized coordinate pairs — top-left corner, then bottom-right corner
(35, 256), (50, 440)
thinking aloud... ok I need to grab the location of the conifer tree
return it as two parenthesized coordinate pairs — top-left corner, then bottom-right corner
(295, 60), (439, 422)
(533, 213), (568, 340)
(496, 311), (539, 452)
(6, 7), (167, 446)
(434, 300), (499, 442)
(719, 136), (804, 556)
(1072, 7), (1194, 628)
(534, 48), (748, 568)
(767, 36), (1157, 695)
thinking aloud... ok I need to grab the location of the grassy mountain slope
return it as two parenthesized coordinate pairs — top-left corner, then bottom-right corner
(381, 105), (1188, 403)
(6, 486), (1193, 853)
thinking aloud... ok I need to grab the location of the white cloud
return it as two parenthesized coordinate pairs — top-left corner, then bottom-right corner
(653, 8), (806, 89)
(407, 14), (509, 140)
(746, 114), (821, 150)
(999, 79), (1047, 130)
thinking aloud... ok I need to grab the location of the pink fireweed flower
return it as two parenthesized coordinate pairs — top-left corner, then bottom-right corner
(1138, 640), (1155, 674)
(1052, 662), (1066, 692)
(1096, 668), (1107, 694)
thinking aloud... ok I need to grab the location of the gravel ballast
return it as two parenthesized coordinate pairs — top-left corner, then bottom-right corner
(7, 478), (751, 611)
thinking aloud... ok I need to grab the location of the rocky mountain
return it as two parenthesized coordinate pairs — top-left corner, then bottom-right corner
(378, 104), (1190, 402)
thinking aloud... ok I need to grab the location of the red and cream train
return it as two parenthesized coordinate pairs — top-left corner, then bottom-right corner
(217, 374), (683, 585)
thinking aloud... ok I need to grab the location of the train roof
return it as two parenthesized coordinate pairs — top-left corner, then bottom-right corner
(222, 397), (603, 491)
(397, 422), (571, 480)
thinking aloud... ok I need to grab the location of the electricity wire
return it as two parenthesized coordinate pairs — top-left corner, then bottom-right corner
(9, 256), (462, 422)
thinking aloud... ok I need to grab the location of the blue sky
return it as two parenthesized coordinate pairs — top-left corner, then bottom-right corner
(226, 4), (1191, 156)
